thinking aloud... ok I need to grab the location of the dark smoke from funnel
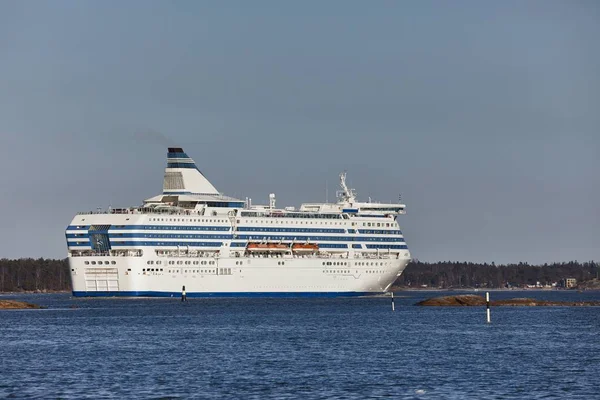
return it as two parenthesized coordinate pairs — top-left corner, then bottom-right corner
(134, 130), (177, 147)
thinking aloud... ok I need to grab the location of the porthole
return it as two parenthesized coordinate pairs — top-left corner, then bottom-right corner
(84, 261), (89, 265)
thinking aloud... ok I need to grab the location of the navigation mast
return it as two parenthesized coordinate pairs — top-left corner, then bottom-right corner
(338, 172), (356, 204)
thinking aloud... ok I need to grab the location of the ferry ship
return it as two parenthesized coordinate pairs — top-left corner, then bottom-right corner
(66, 148), (411, 297)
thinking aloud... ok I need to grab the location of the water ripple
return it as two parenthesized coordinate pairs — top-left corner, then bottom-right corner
(1, 292), (599, 399)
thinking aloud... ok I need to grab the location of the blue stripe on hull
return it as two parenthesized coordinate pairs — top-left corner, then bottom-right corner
(72, 291), (376, 298)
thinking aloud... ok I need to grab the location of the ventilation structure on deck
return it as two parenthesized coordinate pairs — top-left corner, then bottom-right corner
(163, 171), (185, 191)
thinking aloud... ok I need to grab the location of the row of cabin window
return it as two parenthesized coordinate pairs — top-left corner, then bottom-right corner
(242, 220), (346, 225)
(322, 269), (384, 274)
(148, 218), (228, 223)
(162, 268), (230, 275)
(241, 220), (400, 230)
(139, 234), (230, 239)
(143, 268), (221, 274)
(120, 226), (228, 231)
(237, 227), (343, 233)
(235, 236), (404, 242)
(240, 220), (397, 228)
(321, 261), (387, 267)
(170, 269), (215, 274)
(241, 212), (341, 219)
(119, 220), (397, 229)
(359, 229), (402, 235)
(363, 222), (395, 228)
(84, 261), (116, 265)
(147, 260), (216, 266)
(356, 262), (387, 266)
(166, 260), (215, 265)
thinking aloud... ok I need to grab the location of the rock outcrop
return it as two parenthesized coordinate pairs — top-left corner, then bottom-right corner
(0, 300), (45, 309)
(416, 295), (600, 307)
(416, 294), (486, 306)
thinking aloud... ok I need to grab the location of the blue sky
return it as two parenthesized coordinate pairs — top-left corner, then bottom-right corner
(0, 1), (598, 263)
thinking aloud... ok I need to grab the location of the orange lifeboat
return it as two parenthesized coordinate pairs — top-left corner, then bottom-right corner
(268, 243), (288, 250)
(246, 242), (288, 252)
(246, 243), (269, 251)
(292, 243), (319, 253)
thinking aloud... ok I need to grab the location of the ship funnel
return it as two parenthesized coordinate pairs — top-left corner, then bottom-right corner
(162, 148), (219, 195)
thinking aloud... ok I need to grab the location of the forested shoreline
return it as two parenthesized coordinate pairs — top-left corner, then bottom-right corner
(395, 260), (599, 289)
(0, 259), (71, 292)
(0, 258), (598, 292)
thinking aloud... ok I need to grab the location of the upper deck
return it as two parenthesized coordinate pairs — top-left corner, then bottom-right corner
(75, 148), (406, 220)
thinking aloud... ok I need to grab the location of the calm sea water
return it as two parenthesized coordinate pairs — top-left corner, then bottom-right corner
(1, 290), (599, 399)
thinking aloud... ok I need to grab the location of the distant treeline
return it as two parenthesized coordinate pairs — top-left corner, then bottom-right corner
(394, 260), (599, 288)
(0, 258), (71, 292)
(0, 258), (598, 292)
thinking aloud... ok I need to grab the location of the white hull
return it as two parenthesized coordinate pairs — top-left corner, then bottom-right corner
(69, 255), (410, 297)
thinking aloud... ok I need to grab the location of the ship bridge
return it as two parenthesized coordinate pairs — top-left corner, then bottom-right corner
(299, 172), (405, 216)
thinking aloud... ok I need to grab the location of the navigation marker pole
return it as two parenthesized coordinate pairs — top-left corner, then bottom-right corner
(391, 292), (395, 311)
(486, 292), (491, 323)
(182, 285), (187, 302)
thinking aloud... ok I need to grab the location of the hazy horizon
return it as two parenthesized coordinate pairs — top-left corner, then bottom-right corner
(1, 1), (598, 263)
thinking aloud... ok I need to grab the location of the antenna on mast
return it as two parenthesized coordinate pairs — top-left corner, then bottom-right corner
(338, 171), (356, 203)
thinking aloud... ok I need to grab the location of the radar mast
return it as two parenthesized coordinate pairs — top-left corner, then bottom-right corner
(338, 172), (357, 204)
